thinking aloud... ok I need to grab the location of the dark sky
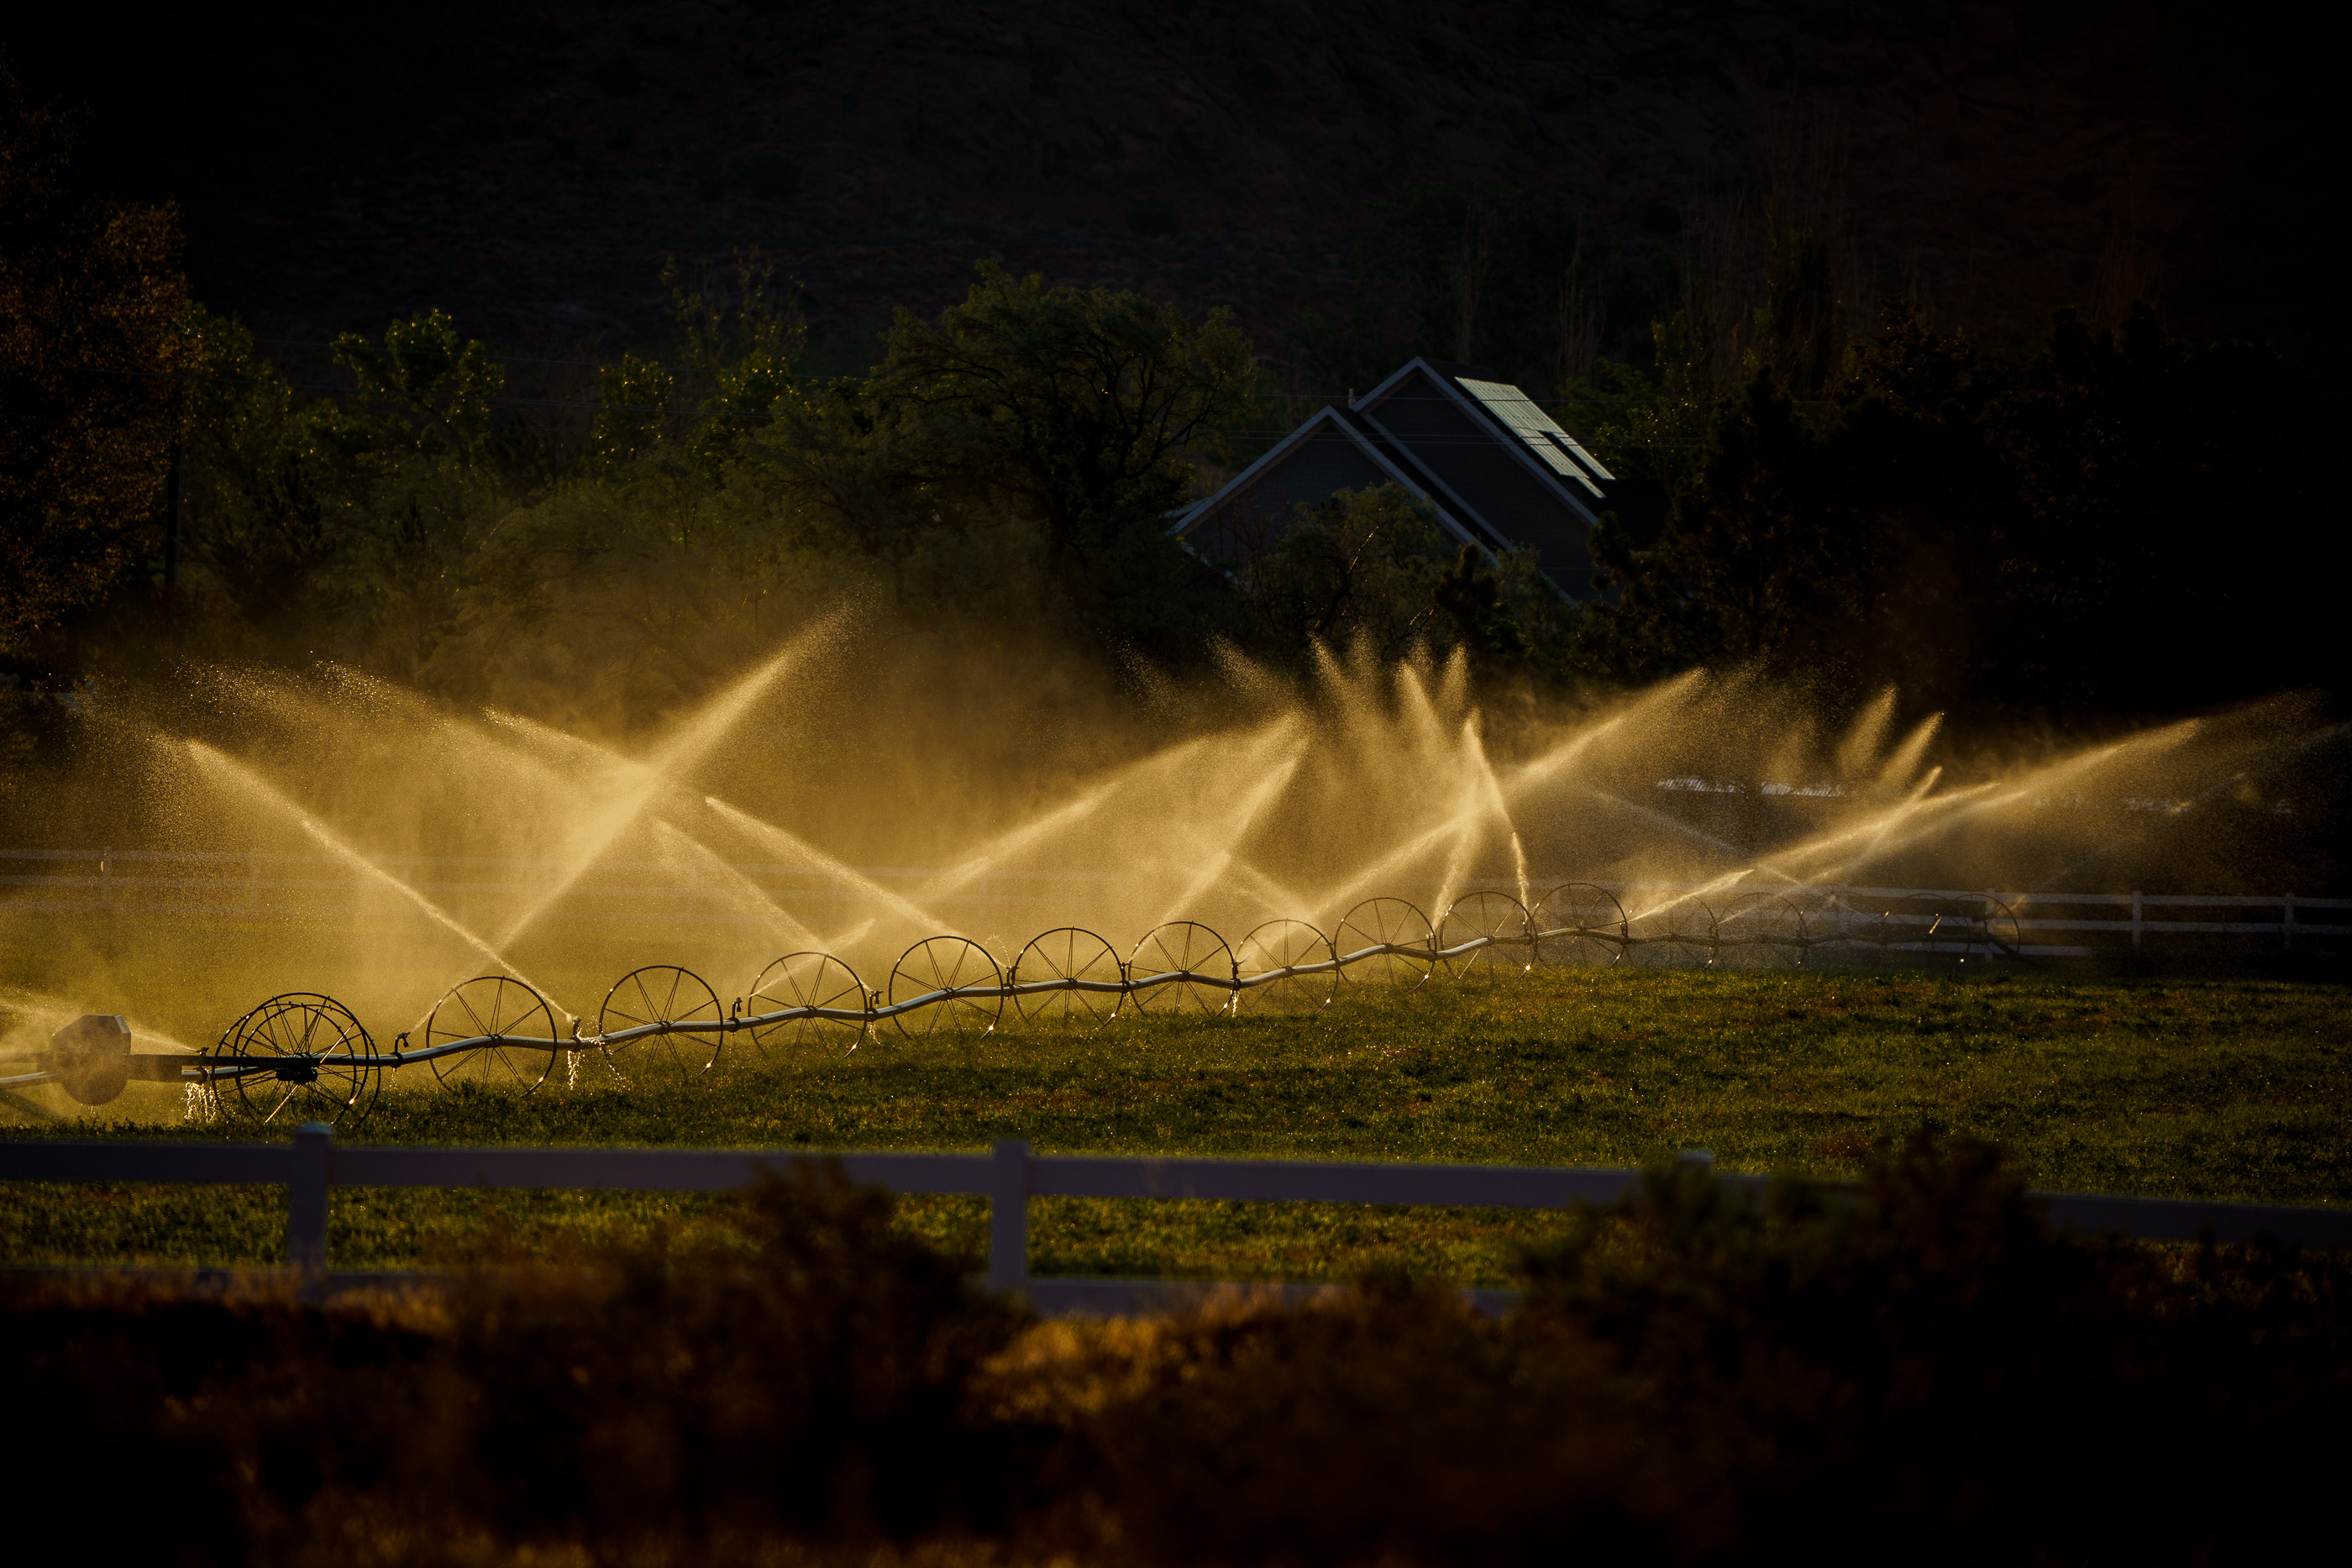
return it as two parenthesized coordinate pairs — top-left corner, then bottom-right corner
(7, 1), (2330, 369)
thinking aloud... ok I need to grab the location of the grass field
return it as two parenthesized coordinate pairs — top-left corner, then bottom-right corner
(4, 964), (2348, 1284)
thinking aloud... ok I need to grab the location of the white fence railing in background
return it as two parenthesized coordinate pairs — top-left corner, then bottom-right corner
(3, 1130), (2348, 1315)
(0, 847), (1125, 925)
(3, 848), (2345, 957)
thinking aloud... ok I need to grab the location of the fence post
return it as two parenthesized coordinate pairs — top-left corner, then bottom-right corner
(988, 1137), (1032, 1294)
(2131, 890), (2144, 953)
(2284, 893), (2295, 952)
(289, 1122), (333, 1291)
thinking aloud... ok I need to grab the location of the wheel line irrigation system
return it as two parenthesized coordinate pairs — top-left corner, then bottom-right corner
(6, 883), (2052, 1130)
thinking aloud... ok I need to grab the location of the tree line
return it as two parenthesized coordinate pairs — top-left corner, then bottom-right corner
(3, 62), (2334, 794)
(1283, 171), (2335, 730)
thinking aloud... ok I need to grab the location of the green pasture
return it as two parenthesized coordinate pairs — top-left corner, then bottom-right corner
(3, 965), (2348, 1286)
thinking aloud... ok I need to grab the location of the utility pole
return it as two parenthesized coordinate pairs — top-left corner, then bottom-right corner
(163, 439), (186, 589)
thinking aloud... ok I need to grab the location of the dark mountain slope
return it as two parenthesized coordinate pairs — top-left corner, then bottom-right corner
(6, 2), (2327, 366)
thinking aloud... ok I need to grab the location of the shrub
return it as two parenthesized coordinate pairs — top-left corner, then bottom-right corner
(2, 1164), (1030, 1564)
(1022, 1135), (2349, 1565)
(4, 1141), (2343, 1565)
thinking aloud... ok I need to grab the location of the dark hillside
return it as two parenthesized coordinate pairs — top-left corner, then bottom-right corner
(4, 1), (2328, 368)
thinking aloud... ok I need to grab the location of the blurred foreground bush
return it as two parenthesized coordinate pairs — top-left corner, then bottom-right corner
(4, 1141), (2343, 1565)
(1, 1166), (1035, 1565)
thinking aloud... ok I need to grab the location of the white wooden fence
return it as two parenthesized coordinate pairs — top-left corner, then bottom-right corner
(4, 1130), (2347, 1315)
(0, 847), (1115, 926)
(1526, 879), (2352, 959)
(4, 848), (2344, 957)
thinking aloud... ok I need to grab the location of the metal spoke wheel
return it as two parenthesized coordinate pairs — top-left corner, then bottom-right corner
(1438, 892), (1533, 982)
(1532, 883), (1626, 968)
(1234, 919), (1336, 1014)
(1011, 927), (1124, 1026)
(1929, 895), (2022, 964)
(1714, 894), (1810, 970)
(889, 936), (1004, 1039)
(596, 966), (723, 1084)
(744, 952), (867, 1062)
(207, 1001), (269, 1121)
(222, 994), (381, 1129)
(1971, 895), (2023, 960)
(1334, 898), (1434, 991)
(424, 976), (561, 1092)
(1126, 922), (1236, 1015)
(1630, 899), (1717, 968)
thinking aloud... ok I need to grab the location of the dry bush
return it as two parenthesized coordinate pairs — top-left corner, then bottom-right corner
(2, 1165), (1032, 1565)
(4, 1142), (2344, 1565)
(998, 1136), (2349, 1565)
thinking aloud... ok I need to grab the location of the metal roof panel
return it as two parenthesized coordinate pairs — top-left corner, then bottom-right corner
(1455, 376), (1618, 484)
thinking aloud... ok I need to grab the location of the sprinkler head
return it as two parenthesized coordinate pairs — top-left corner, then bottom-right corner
(41, 1015), (133, 1106)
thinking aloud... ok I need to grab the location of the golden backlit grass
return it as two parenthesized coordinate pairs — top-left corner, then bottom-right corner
(4, 963), (2346, 1282)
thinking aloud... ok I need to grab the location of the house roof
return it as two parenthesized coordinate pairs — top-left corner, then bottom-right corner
(1352, 359), (1609, 527)
(1173, 359), (1611, 599)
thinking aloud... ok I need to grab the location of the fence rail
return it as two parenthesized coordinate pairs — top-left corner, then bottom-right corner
(5, 849), (2345, 956)
(4, 1130), (2347, 1316)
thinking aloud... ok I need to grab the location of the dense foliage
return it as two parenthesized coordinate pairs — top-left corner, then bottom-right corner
(1, 78), (2335, 791)
(0, 62), (188, 657)
(1573, 302), (2334, 725)
(1220, 484), (1572, 674)
(1268, 173), (2335, 731)
(7, 1140), (2342, 1565)
(755, 260), (1257, 652)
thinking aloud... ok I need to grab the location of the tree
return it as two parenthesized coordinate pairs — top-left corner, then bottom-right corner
(1574, 302), (1999, 701)
(1573, 299), (2338, 726)
(591, 354), (674, 475)
(756, 263), (1253, 653)
(330, 308), (502, 464)
(666, 252), (805, 475)
(1575, 369), (1845, 684)
(1231, 485), (1571, 681)
(0, 61), (190, 657)
(1234, 485), (1456, 660)
(866, 263), (1254, 574)
(176, 307), (383, 655)
(1992, 306), (2332, 719)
